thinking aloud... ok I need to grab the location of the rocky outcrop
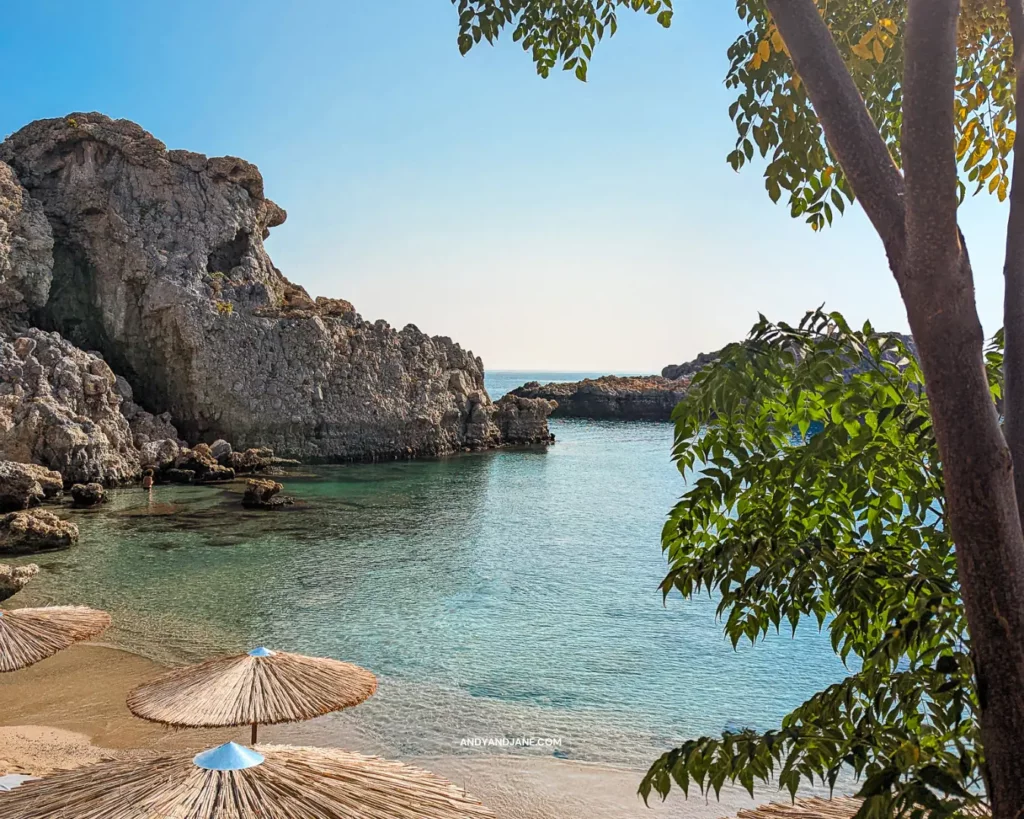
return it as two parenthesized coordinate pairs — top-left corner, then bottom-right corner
(174, 444), (234, 482)
(510, 376), (688, 421)
(0, 327), (141, 483)
(0, 461), (63, 511)
(0, 162), (53, 316)
(242, 478), (293, 509)
(70, 482), (105, 506)
(0, 509), (78, 554)
(661, 349), (724, 381)
(0, 114), (553, 461)
(0, 562), (38, 602)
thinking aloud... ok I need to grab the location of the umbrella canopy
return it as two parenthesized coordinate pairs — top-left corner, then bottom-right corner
(0, 742), (496, 818)
(127, 647), (378, 732)
(735, 799), (863, 819)
(0, 605), (111, 672)
(735, 797), (989, 819)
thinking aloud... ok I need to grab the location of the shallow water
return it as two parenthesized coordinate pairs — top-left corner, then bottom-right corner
(9, 372), (849, 767)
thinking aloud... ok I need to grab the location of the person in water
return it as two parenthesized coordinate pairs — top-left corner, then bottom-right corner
(142, 468), (154, 491)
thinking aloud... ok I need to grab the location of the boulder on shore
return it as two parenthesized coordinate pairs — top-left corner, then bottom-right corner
(0, 461), (63, 511)
(224, 447), (275, 474)
(174, 445), (235, 482)
(0, 509), (78, 554)
(70, 482), (106, 507)
(242, 478), (293, 509)
(0, 562), (39, 602)
(209, 439), (232, 461)
(140, 439), (179, 471)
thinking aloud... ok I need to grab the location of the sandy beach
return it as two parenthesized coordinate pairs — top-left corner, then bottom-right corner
(0, 644), (806, 819)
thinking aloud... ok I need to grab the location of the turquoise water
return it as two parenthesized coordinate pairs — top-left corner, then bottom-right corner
(8, 372), (849, 767)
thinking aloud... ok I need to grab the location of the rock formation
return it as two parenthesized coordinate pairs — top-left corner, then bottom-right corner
(0, 509), (78, 554)
(0, 562), (38, 602)
(70, 482), (106, 506)
(661, 349), (725, 381)
(0, 461), (64, 511)
(0, 162), (52, 316)
(0, 328), (142, 483)
(0, 113), (553, 465)
(510, 376), (688, 421)
(242, 478), (293, 509)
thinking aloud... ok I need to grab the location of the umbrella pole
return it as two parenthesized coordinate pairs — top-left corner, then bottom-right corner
(252, 723), (258, 745)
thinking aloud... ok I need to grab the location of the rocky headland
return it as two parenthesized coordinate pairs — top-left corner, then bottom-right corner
(510, 376), (690, 421)
(510, 334), (916, 422)
(0, 112), (553, 502)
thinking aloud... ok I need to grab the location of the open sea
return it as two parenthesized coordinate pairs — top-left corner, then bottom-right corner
(7, 371), (850, 768)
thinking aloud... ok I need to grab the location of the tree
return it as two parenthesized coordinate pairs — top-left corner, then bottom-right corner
(451, 1), (1024, 816)
(645, 310), (995, 817)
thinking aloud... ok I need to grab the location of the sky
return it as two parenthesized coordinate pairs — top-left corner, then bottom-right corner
(0, 1), (1012, 372)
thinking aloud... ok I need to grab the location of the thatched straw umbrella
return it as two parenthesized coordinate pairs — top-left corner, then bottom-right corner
(734, 798), (863, 819)
(0, 605), (111, 672)
(0, 742), (496, 818)
(734, 797), (989, 819)
(127, 647), (378, 743)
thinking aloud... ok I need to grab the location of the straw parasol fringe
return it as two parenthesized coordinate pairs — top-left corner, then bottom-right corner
(0, 606), (111, 672)
(127, 649), (378, 731)
(734, 797), (989, 819)
(735, 798), (864, 819)
(0, 744), (496, 818)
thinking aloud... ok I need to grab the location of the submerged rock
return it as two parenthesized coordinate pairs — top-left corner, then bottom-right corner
(70, 482), (106, 507)
(242, 478), (293, 509)
(0, 113), (553, 461)
(0, 562), (38, 602)
(0, 461), (63, 511)
(0, 509), (78, 554)
(199, 464), (235, 483)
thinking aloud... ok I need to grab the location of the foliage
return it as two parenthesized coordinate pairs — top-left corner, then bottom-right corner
(450, 0), (1016, 229)
(451, 0), (673, 82)
(214, 299), (234, 316)
(637, 310), (998, 818)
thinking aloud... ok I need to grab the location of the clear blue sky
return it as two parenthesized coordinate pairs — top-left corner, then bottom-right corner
(1, 1), (1010, 372)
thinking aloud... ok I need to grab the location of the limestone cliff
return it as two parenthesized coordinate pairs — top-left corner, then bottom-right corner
(0, 113), (553, 464)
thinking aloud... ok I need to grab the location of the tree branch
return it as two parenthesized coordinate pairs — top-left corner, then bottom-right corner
(763, 0), (906, 267)
(1003, 0), (1024, 515)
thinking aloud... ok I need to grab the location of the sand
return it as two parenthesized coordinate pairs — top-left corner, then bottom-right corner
(0, 644), (804, 819)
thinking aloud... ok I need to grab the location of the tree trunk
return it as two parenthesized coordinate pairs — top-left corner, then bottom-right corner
(1004, 0), (1024, 514)
(903, 4), (1024, 812)
(766, 0), (1024, 813)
